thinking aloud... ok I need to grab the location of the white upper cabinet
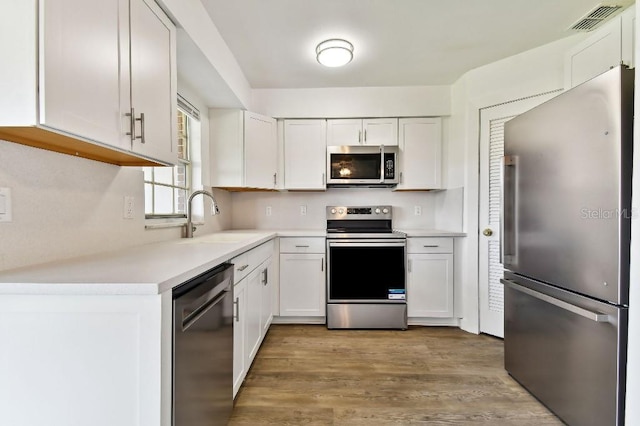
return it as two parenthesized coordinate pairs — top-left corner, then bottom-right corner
(283, 119), (327, 190)
(327, 118), (398, 146)
(127, 0), (177, 165)
(0, 0), (177, 166)
(565, 5), (635, 89)
(363, 118), (398, 146)
(396, 117), (442, 190)
(209, 109), (278, 190)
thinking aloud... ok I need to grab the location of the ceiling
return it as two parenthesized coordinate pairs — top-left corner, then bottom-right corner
(199, 0), (616, 89)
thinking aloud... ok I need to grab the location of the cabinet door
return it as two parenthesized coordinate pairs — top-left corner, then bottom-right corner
(407, 253), (454, 318)
(40, 0), (128, 150)
(280, 253), (326, 317)
(564, 15), (622, 88)
(260, 258), (273, 336)
(233, 278), (247, 398)
(129, 0), (177, 164)
(326, 119), (362, 146)
(246, 267), (263, 364)
(284, 120), (327, 189)
(245, 111), (277, 188)
(363, 118), (398, 146)
(397, 118), (442, 190)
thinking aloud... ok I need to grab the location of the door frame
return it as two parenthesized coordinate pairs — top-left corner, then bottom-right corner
(478, 90), (562, 337)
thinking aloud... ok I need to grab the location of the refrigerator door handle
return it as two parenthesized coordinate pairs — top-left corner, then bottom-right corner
(501, 155), (517, 265)
(501, 278), (610, 323)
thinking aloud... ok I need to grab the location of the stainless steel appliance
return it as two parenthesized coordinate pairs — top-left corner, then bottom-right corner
(173, 263), (234, 426)
(327, 145), (398, 186)
(501, 65), (633, 426)
(326, 205), (407, 329)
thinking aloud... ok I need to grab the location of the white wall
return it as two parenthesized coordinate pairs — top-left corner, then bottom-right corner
(449, 34), (585, 333)
(251, 85), (450, 118)
(624, 5), (640, 424)
(230, 188), (463, 231)
(0, 81), (231, 272)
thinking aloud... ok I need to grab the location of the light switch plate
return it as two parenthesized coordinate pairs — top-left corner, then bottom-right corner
(0, 188), (12, 222)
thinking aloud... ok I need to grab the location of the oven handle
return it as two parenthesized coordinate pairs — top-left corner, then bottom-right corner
(328, 241), (406, 248)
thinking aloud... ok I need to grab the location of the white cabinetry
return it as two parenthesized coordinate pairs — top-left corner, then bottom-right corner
(283, 120), (327, 190)
(327, 118), (398, 146)
(407, 238), (454, 318)
(232, 274), (247, 396)
(0, 0), (177, 166)
(210, 109), (278, 190)
(246, 257), (273, 363)
(565, 5), (635, 88)
(230, 240), (275, 398)
(396, 118), (442, 190)
(0, 293), (169, 426)
(279, 238), (326, 319)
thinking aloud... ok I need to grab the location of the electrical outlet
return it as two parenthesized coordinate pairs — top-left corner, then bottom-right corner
(0, 187), (12, 223)
(124, 196), (135, 219)
(266, 206), (272, 216)
(300, 205), (307, 216)
(414, 205), (422, 216)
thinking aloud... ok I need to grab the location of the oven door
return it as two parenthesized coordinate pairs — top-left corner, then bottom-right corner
(327, 238), (406, 303)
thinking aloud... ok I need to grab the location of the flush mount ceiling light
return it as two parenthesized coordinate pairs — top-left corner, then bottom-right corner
(316, 39), (354, 67)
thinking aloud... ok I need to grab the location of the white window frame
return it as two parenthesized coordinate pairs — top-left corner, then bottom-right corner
(144, 95), (201, 225)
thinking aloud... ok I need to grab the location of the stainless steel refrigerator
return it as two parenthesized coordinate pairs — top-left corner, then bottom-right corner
(501, 65), (633, 426)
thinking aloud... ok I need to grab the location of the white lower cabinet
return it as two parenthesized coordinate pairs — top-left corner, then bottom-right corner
(407, 238), (454, 318)
(278, 238), (326, 319)
(231, 241), (275, 398)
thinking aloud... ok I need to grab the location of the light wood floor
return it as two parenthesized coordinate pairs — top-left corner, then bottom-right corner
(229, 325), (562, 425)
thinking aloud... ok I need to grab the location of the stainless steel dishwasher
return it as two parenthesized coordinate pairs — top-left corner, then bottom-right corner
(173, 263), (234, 426)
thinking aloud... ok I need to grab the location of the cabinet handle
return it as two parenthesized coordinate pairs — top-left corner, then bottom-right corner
(136, 112), (146, 144)
(295, 245), (310, 248)
(237, 264), (249, 272)
(364, 129), (367, 143)
(400, 172), (403, 183)
(273, 173), (277, 187)
(321, 258), (324, 272)
(423, 245), (439, 248)
(262, 268), (268, 285)
(358, 130), (362, 144)
(408, 259), (412, 273)
(234, 297), (240, 322)
(125, 108), (136, 142)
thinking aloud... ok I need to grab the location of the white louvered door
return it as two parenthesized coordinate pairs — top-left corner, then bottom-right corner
(478, 91), (560, 337)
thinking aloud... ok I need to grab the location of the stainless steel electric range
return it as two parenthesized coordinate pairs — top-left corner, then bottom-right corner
(326, 205), (407, 329)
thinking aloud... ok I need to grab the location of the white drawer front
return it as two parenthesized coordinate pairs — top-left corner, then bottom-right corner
(279, 237), (325, 253)
(231, 252), (250, 283)
(232, 240), (275, 283)
(407, 237), (453, 254)
(248, 240), (275, 269)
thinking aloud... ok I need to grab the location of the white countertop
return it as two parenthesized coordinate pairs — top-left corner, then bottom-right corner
(0, 230), (282, 296)
(399, 229), (467, 237)
(0, 228), (462, 295)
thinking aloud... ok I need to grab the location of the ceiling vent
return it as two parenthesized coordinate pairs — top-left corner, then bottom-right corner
(569, 4), (624, 32)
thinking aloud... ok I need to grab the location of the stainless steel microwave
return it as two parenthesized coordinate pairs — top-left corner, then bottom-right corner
(327, 145), (399, 186)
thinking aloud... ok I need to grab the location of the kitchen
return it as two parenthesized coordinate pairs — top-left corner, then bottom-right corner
(1, 0), (639, 425)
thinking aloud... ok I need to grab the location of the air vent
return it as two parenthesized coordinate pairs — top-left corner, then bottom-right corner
(569, 4), (623, 32)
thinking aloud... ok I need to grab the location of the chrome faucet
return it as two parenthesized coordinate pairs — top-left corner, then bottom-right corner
(184, 190), (220, 238)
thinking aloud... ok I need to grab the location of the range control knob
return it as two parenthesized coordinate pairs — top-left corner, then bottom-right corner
(330, 208), (337, 214)
(382, 208), (389, 214)
(375, 208), (381, 214)
(338, 208), (344, 215)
